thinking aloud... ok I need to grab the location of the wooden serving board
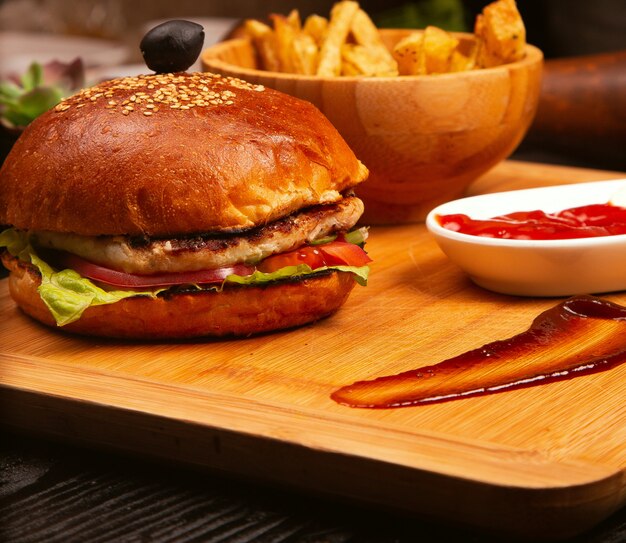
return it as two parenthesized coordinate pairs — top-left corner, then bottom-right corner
(2, 161), (625, 540)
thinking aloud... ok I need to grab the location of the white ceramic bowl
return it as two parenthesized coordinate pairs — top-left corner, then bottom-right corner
(426, 179), (626, 297)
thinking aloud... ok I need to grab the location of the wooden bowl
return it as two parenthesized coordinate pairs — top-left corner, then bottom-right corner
(201, 30), (543, 224)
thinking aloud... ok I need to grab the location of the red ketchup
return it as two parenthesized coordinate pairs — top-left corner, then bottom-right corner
(438, 203), (626, 240)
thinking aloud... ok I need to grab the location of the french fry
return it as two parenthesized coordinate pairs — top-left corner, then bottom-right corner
(286, 9), (319, 75)
(450, 48), (476, 72)
(270, 14), (298, 73)
(243, 19), (281, 72)
(475, 0), (526, 68)
(341, 55), (363, 76)
(342, 44), (398, 76)
(350, 9), (397, 75)
(270, 10), (320, 75)
(392, 33), (423, 75)
(303, 14), (328, 45)
(393, 27), (459, 75)
(474, 14), (488, 67)
(285, 8), (302, 32)
(293, 32), (319, 75)
(316, 1), (359, 77)
(421, 26), (459, 74)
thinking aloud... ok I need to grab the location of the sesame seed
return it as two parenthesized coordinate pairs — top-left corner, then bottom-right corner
(53, 72), (263, 117)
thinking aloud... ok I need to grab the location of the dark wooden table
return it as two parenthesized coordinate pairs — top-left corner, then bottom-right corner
(1, 428), (626, 543)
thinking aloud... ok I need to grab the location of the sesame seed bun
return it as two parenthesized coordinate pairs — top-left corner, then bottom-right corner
(2, 251), (356, 338)
(0, 72), (368, 236)
(0, 72), (368, 338)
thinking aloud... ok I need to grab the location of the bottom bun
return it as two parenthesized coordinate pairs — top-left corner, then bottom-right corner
(3, 254), (356, 338)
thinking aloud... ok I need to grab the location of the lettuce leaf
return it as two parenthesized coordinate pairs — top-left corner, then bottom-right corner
(30, 252), (159, 326)
(1, 228), (370, 327)
(1, 229), (158, 325)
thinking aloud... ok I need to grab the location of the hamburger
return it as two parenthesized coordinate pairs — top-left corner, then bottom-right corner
(0, 72), (371, 338)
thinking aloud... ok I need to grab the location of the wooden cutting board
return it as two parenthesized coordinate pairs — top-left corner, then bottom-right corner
(1, 160), (625, 541)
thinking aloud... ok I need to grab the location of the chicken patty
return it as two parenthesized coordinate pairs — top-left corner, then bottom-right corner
(32, 196), (364, 274)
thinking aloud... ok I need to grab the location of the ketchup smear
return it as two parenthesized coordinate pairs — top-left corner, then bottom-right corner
(332, 295), (626, 408)
(438, 203), (626, 240)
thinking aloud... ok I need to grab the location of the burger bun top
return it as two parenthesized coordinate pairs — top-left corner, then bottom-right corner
(0, 72), (368, 237)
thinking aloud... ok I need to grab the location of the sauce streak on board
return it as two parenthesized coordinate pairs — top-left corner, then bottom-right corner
(332, 296), (626, 408)
(438, 203), (626, 240)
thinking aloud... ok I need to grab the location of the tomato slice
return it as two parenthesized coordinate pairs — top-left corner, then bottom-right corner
(257, 241), (371, 273)
(56, 252), (255, 289)
(256, 245), (326, 273)
(318, 241), (372, 267)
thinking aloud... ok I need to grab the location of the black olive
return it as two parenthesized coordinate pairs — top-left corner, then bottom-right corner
(140, 20), (205, 73)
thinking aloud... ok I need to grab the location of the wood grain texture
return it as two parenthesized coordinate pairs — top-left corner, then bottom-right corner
(1, 161), (626, 540)
(3, 431), (626, 543)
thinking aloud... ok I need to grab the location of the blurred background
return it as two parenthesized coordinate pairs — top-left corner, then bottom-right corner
(0, 0), (625, 170)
